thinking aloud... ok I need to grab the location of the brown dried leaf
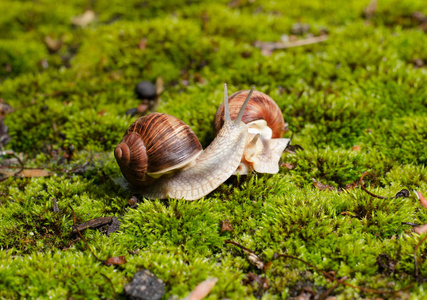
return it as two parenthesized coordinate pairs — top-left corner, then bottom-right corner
(186, 278), (218, 300)
(220, 219), (234, 233)
(415, 191), (427, 209)
(312, 179), (335, 191)
(351, 145), (361, 151)
(44, 36), (62, 52)
(17, 169), (53, 177)
(71, 10), (95, 27)
(280, 162), (295, 170)
(103, 256), (127, 266)
(413, 224), (427, 235)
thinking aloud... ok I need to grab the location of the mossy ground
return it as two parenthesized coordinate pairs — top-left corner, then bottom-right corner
(1, 0), (427, 299)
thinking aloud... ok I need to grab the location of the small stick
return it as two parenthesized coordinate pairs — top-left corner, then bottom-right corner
(360, 171), (386, 199)
(52, 198), (59, 212)
(360, 171), (409, 199)
(254, 35), (328, 51)
(71, 217), (113, 234)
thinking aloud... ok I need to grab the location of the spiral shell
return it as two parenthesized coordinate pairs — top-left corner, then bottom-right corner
(114, 113), (203, 187)
(214, 90), (286, 138)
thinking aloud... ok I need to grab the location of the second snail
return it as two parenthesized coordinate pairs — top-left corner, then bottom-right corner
(114, 85), (290, 200)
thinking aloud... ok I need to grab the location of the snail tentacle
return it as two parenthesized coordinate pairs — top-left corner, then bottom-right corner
(235, 86), (255, 124)
(224, 83), (231, 122)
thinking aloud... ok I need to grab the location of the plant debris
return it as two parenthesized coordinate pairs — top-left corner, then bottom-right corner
(376, 254), (396, 276)
(71, 10), (96, 27)
(124, 270), (165, 300)
(280, 162), (295, 170)
(415, 191), (427, 209)
(128, 196), (140, 208)
(363, 0), (377, 19)
(185, 277), (218, 300)
(103, 256), (127, 266)
(291, 23), (310, 35)
(241, 273), (269, 298)
(360, 171), (409, 199)
(285, 144), (304, 154)
(254, 35), (328, 56)
(52, 198), (59, 212)
(71, 216), (116, 234)
(0, 150), (24, 182)
(401, 222), (427, 234)
(17, 169), (53, 177)
(0, 119), (11, 147)
(351, 145), (362, 151)
(68, 205), (126, 266)
(105, 217), (121, 235)
(225, 240), (265, 270)
(0, 99), (13, 117)
(312, 179), (335, 191)
(44, 36), (62, 53)
(220, 219), (234, 233)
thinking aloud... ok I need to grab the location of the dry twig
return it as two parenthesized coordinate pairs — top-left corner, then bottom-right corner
(254, 35), (328, 51)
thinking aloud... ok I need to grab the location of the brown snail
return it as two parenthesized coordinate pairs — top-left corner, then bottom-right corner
(114, 85), (255, 201)
(214, 90), (290, 174)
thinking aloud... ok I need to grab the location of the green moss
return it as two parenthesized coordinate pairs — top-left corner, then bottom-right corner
(1, 0), (427, 298)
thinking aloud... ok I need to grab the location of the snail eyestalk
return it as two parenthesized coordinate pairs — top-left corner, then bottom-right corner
(235, 86), (255, 124)
(224, 83), (231, 122)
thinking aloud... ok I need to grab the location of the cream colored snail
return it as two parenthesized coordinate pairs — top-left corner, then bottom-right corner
(114, 85), (255, 201)
(214, 90), (290, 175)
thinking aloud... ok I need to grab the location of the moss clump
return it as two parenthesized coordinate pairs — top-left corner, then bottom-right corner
(1, 0), (427, 299)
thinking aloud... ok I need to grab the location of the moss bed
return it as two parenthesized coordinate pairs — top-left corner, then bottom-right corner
(1, 0), (427, 299)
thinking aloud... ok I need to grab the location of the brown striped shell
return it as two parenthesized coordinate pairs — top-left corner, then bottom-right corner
(214, 90), (286, 138)
(114, 113), (203, 187)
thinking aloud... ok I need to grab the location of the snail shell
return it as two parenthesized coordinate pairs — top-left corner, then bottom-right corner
(214, 90), (290, 175)
(114, 113), (202, 187)
(214, 90), (287, 139)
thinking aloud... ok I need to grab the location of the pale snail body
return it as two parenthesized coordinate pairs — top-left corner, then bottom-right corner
(214, 90), (290, 175)
(114, 85), (254, 200)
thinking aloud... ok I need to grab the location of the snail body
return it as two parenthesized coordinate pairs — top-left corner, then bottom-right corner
(214, 90), (290, 174)
(115, 85), (254, 200)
